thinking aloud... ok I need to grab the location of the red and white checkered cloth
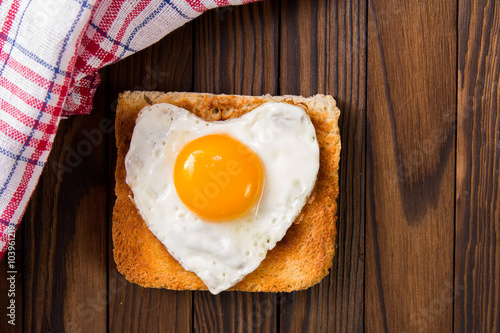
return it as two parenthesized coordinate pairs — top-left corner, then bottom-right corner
(0, 0), (258, 259)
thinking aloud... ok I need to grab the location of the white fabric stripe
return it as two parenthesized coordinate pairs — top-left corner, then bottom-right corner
(0, 135), (18, 188)
(1, 66), (51, 101)
(0, 111), (54, 143)
(14, 1), (82, 68)
(203, 0), (220, 10)
(128, 6), (195, 51)
(0, 85), (60, 129)
(1, 49), (64, 86)
(0, 0), (97, 223)
(10, 165), (41, 225)
(0, 160), (24, 213)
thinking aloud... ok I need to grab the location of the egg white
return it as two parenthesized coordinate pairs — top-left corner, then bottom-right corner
(125, 102), (319, 294)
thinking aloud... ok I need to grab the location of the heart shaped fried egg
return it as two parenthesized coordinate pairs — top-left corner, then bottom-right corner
(125, 101), (319, 294)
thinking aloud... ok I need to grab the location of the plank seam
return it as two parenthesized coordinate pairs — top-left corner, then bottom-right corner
(363, 0), (368, 329)
(453, 1), (460, 332)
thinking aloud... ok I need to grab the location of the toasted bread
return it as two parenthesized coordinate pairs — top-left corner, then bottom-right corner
(113, 91), (340, 292)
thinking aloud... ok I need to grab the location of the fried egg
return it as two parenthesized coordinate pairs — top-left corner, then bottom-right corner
(125, 102), (319, 294)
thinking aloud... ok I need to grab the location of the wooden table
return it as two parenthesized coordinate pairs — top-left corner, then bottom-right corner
(1, 0), (499, 331)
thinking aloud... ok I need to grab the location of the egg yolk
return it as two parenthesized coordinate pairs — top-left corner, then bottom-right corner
(174, 134), (264, 221)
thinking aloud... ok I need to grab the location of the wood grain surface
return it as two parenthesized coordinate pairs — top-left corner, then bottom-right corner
(21, 74), (109, 332)
(106, 25), (194, 333)
(279, 0), (365, 332)
(455, 0), (500, 332)
(0, 0), (499, 332)
(193, 2), (279, 333)
(366, 0), (456, 332)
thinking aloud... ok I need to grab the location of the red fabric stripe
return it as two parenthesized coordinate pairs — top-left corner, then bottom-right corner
(185, 0), (207, 12)
(0, 52), (64, 95)
(80, 34), (102, 58)
(63, 72), (100, 115)
(0, 0), (35, 254)
(0, 99), (56, 134)
(78, 35), (119, 65)
(0, 0), (20, 54)
(0, 89), (64, 224)
(0, 119), (52, 150)
(106, 1), (149, 61)
(0, 3), (85, 223)
(0, 94), (62, 223)
(0, 77), (60, 116)
(74, 1), (148, 72)
(214, 0), (230, 6)
(92, 0), (122, 32)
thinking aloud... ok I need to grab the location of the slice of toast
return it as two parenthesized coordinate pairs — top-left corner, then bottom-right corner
(113, 91), (341, 292)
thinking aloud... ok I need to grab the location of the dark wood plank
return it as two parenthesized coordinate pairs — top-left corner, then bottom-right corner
(107, 24), (193, 333)
(192, 2), (279, 332)
(455, 0), (500, 331)
(22, 73), (109, 332)
(0, 223), (22, 332)
(279, 0), (366, 331)
(194, 292), (278, 333)
(194, 2), (278, 96)
(365, 0), (457, 331)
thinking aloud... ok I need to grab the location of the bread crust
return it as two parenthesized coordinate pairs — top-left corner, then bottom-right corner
(113, 91), (341, 292)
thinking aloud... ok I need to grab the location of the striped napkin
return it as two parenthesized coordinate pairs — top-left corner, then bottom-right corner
(0, 0), (258, 259)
